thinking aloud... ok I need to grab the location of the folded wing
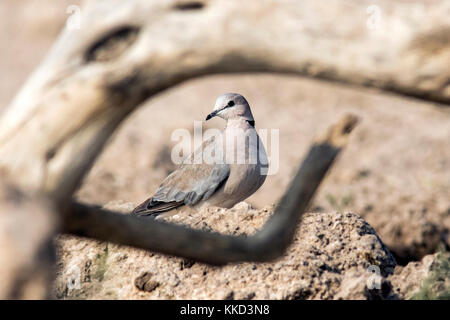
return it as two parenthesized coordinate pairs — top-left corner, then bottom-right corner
(132, 136), (229, 217)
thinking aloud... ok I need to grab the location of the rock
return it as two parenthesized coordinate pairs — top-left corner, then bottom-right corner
(335, 269), (394, 300)
(134, 272), (160, 293)
(390, 251), (450, 299)
(54, 202), (399, 299)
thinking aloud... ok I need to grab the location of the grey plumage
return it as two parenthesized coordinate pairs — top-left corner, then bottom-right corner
(132, 93), (267, 217)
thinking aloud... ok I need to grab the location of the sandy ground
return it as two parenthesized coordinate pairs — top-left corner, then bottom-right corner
(1, 0), (449, 269)
(54, 204), (399, 300)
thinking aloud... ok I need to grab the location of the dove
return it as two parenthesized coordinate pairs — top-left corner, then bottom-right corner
(132, 93), (268, 218)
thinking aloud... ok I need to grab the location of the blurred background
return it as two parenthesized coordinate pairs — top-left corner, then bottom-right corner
(1, 0), (448, 266)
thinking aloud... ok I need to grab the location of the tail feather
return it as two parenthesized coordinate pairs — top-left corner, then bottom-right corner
(132, 197), (184, 217)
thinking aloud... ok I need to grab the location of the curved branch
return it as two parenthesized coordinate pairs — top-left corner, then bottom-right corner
(0, 0), (447, 201)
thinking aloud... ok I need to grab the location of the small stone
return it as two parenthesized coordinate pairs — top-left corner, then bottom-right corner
(134, 272), (160, 292)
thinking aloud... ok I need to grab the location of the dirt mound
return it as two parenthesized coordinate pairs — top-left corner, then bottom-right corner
(391, 251), (450, 299)
(54, 202), (399, 300)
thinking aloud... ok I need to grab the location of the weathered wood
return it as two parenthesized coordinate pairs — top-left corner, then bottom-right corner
(62, 115), (358, 264)
(0, 0), (448, 202)
(0, 183), (58, 299)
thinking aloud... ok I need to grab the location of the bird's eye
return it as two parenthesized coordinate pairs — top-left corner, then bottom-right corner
(227, 101), (235, 107)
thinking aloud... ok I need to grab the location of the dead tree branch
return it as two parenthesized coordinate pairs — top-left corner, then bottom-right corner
(0, 0), (448, 201)
(0, 184), (58, 299)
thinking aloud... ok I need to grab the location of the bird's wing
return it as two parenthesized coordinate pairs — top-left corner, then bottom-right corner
(132, 136), (230, 217)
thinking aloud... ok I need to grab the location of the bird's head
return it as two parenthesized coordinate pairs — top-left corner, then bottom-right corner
(205, 93), (254, 123)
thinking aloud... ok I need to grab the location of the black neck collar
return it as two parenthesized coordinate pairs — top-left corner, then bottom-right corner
(247, 120), (255, 127)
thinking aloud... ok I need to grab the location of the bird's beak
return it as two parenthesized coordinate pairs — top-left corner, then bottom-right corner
(205, 110), (218, 121)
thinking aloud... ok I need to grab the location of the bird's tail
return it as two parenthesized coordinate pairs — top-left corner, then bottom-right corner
(131, 197), (184, 218)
